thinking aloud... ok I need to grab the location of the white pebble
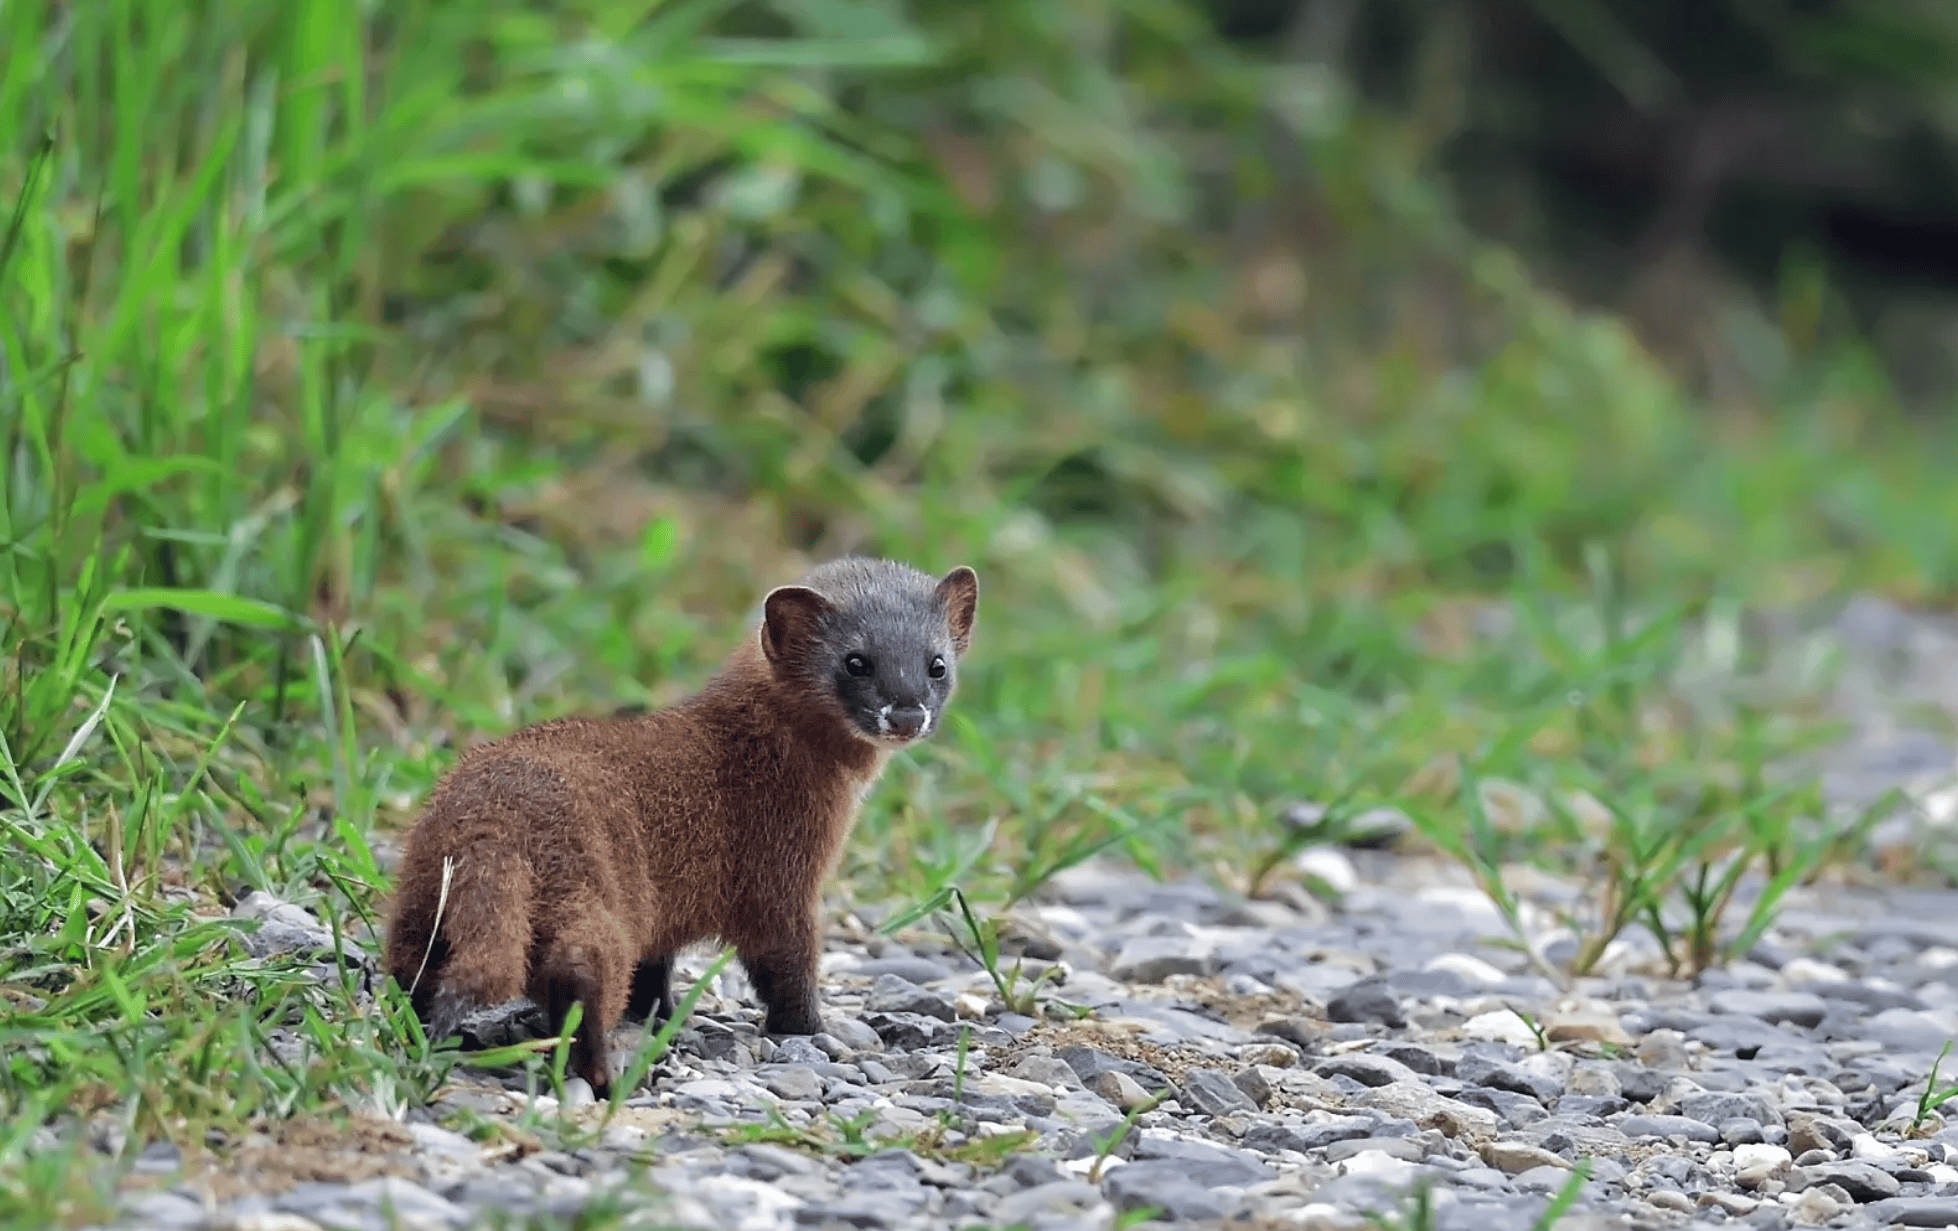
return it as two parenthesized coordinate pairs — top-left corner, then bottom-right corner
(1340, 1150), (1424, 1185)
(1294, 847), (1359, 894)
(1732, 1143), (1791, 1171)
(1423, 952), (1508, 989)
(1413, 886), (1507, 934)
(1462, 1009), (1541, 1048)
(1778, 957), (1848, 985)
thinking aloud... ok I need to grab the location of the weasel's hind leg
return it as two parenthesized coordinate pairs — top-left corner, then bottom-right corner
(531, 906), (633, 1095)
(625, 953), (675, 1024)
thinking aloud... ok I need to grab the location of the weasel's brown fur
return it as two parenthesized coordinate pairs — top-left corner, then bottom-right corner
(382, 558), (978, 1092)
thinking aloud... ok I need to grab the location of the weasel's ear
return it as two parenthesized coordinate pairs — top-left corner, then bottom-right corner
(762, 585), (832, 666)
(936, 566), (979, 656)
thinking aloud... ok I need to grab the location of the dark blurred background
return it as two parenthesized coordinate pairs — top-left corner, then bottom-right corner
(1221, 0), (1958, 405)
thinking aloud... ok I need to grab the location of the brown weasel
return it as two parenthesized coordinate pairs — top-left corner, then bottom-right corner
(382, 557), (979, 1093)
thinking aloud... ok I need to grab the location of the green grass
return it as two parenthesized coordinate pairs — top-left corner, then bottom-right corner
(3, 1), (1957, 1226)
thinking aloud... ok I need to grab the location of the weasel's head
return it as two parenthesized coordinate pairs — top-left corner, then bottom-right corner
(760, 557), (979, 750)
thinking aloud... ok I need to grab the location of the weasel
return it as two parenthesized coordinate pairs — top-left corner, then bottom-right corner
(382, 557), (979, 1093)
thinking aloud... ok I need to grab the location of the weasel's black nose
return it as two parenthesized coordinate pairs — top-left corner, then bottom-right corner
(886, 705), (929, 739)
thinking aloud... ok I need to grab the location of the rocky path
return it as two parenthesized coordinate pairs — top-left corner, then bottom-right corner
(108, 846), (1958, 1231)
(95, 596), (1958, 1230)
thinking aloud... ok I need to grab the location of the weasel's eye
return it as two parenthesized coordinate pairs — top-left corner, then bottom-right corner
(844, 654), (872, 677)
(928, 655), (947, 679)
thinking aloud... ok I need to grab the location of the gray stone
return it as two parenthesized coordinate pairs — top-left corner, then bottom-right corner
(825, 1016), (884, 1053)
(1720, 1118), (1766, 1145)
(231, 892), (341, 961)
(1456, 1055), (1561, 1103)
(1315, 1053), (1420, 1088)
(1867, 1196), (1958, 1226)
(997, 1155), (1066, 1190)
(992, 1180), (1104, 1226)
(1798, 981), (1928, 1013)
(1387, 967), (1481, 997)
(1103, 999), (1257, 1046)
(1326, 976), (1406, 1027)
(866, 974), (956, 1022)
(1454, 1086), (1549, 1127)
(853, 956), (955, 985)
(1129, 1133), (1275, 1187)
(795, 1190), (929, 1226)
(1230, 1065), (1273, 1107)
(1380, 1043), (1453, 1076)
(771, 1035), (829, 1066)
(1057, 1045), (1170, 1091)
(1804, 1161), (1902, 1202)
(1325, 1136), (1425, 1163)
(1088, 1069), (1154, 1110)
(1512, 1164), (1578, 1193)
(1244, 1115), (1377, 1154)
(1611, 1063), (1672, 1105)
(1616, 1114), (1721, 1143)
(1008, 1055), (1085, 1090)
(118, 1191), (204, 1230)
(1102, 1161), (1226, 1221)
(1678, 1091), (1779, 1128)
(277, 1177), (467, 1227)
(1708, 989), (1830, 1029)
(865, 1012), (952, 1051)
(759, 1064), (824, 1101)
(728, 1143), (827, 1181)
(1108, 936), (1214, 983)
(1687, 1018), (1832, 1071)
(1553, 1094), (1626, 1117)
(1179, 1067), (1257, 1118)
(1868, 1008), (1958, 1051)
(1787, 1111), (1856, 1156)
(1517, 1115), (1636, 1158)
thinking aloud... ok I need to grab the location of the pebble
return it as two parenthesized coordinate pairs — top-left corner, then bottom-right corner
(1708, 988), (1832, 1028)
(1108, 935), (1214, 983)
(77, 608), (1958, 1231)
(866, 974), (957, 1022)
(1326, 976), (1406, 1027)
(230, 892), (341, 961)
(1804, 1160), (1902, 1201)
(1180, 1067), (1258, 1118)
(1101, 1161), (1225, 1221)
(1482, 1140), (1570, 1174)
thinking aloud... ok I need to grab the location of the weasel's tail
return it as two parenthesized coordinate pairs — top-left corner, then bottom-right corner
(387, 840), (535, 1041)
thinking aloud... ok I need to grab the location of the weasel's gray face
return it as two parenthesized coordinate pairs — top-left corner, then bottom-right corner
(762, 559), (980, 750)
(829, 615), (959, 747)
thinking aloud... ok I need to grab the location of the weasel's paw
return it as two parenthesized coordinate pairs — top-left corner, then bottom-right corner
(762, 1006), (823, 1036)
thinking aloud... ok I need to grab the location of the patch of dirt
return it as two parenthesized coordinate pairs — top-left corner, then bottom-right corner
(1172, 975), (1316, 1032)
(1006, 1017), (1214, 1088)
(561, 1103), (694, 1139)
(182, 1115), (419, 1201)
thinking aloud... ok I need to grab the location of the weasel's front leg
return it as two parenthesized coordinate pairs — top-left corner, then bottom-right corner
(740, 916), (821, 1035)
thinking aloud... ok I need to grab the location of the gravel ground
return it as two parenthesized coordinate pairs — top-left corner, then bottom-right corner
(90, 597), (1958, 1231)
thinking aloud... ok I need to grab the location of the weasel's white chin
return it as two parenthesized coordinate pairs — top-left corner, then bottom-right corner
(851, 725), (917, 749)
